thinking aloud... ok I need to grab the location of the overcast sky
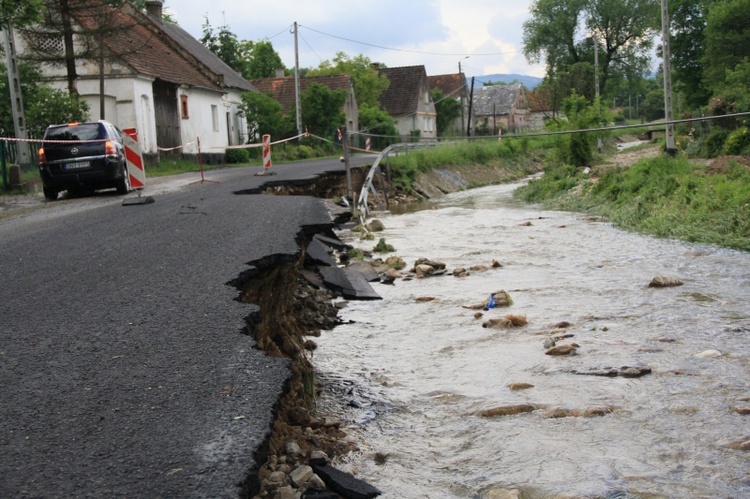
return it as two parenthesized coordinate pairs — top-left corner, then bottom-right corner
(165, 0), (545, 78)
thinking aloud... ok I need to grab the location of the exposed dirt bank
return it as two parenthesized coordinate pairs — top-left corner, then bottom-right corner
(412, 160), (544, 199)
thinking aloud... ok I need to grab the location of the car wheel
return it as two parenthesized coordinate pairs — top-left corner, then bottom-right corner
(116, 163), (131, 194)
(43, 185), (58, 201)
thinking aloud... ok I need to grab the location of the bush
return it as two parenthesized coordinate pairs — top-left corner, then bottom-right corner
(225, 148), (250, 164)
(702, 129), (731, 157)
(722, 127), (750, 155)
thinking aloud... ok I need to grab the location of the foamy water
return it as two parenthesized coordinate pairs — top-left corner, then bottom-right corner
(313, 182), (750, 498)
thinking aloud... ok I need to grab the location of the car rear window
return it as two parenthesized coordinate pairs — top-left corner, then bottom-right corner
(45, 124), (105, 141)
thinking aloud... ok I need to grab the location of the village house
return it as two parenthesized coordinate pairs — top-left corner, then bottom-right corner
(471, 83), (529, 135)
(16, 0), (255, 164)
(248, 71), (358, 139)
(428, 72), (469, 136)
(376, 65), (437, 141)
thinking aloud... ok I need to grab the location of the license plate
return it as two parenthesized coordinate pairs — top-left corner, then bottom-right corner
(64, 161), (90, 170)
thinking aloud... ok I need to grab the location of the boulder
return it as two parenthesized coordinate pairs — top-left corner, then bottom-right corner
(649, 276), (684, 287)
(289, 465), (313, 487)
(367, 219), (385, 232)
(507, 382), (534, 391)
(478, 404), (537, 417)
(483, 315), (527, 329)
(415, 264), (435, 277)
(545, 343), (579, 355)
(412, 258), (446, 271)
(453, 268), (469, 277)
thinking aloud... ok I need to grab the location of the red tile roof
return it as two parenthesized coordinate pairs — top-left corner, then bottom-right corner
(428, 73), (465, 98)
(248, 75), (352, 114)
(68, 0), (228, 91)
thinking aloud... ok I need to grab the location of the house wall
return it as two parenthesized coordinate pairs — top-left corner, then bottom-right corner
(392, 81), (437, 141)
(176, 87), (247, 161)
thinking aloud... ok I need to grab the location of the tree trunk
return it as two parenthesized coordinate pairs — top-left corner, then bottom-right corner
(58, 0), (78, 96)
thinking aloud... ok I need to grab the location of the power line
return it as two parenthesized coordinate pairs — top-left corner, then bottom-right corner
(299, 25), (521, 58)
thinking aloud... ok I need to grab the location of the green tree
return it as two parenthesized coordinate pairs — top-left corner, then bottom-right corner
(246, 40), (283, 79)
(299, 83), (346, 137)
(669, 0), (711, 109)
(358, 104), (398, 149)
(523, 0), (659, 104)
(642, 88), (665, 121)
(431, 88), (462, 136)
(239, 91), (288, 142)
(1, 61), (88, 137)
(308, 52), (389, 109)
(703, 0), (750, 90)
(201, 16), (248, 77)
(25, 86), (89, 137)
(0, 0), (43, 26)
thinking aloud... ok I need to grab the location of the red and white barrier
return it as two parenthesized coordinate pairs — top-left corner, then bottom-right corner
(365, 136), (371, 151)
(122, 128), (146, 189)
(262, 134), (272, 170)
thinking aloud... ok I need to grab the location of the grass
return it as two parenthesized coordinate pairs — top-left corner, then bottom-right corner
(387, 136), (551, 192)
(515, 153), (750, 251)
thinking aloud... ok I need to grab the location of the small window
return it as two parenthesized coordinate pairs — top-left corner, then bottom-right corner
(180, 95), (189, 119)
(211, 105), (219, 132)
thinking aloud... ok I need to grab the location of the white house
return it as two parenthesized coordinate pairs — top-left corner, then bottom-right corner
(376, 65), (437, 141)
(16, 0), (255, 164)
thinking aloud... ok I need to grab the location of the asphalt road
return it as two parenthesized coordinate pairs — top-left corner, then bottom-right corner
(0, 156), (374, 497)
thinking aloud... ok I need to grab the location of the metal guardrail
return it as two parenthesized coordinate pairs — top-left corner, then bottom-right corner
(355, 141), (441, 227)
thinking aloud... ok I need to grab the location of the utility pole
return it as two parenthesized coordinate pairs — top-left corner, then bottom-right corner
(341, 126), (353, 207)
(661, 0), (677, 154)
(2, 24), (31, 166)
(459, 56), (468, 135)
(293, 22), (302, 139)
(466, 77), (475, 137)
(593, 33), (602, 153)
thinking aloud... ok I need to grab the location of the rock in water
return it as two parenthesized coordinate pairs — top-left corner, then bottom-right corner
(649, 276), (684, 287)
(478, 404), (537, 417)
(545, 343), (579, 355)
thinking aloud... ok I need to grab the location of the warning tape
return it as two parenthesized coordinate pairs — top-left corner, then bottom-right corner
(1, 136), (109, 145)
(202, 132), (309, 150)
(156, 141), (195, 152)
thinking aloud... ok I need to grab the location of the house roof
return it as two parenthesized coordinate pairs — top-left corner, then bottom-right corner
(68, 0), (253, 93)
(248, 75), (353, 114)
(428, 73), (465, 99)
(377, 65), (429, 117)
(149, 15), (256, 92)
(472, 83), (525, 116)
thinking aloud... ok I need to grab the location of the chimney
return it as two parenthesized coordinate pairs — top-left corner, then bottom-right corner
(275, 68), (285, 78)
(145, 1), (163, 21)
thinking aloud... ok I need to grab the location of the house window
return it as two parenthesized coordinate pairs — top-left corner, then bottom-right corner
(180, 95), (189, 119)
(211, 105), (219, 132)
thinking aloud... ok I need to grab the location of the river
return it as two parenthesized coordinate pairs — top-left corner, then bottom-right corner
(313, 181), (750, 498)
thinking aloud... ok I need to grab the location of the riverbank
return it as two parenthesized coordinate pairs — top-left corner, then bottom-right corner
(515, 148), (750, 251)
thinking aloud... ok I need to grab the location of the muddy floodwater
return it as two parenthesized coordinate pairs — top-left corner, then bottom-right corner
(314, 181), (750, 498)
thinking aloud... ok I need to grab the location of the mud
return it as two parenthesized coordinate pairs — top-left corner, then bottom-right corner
(238, 237), (362, 498)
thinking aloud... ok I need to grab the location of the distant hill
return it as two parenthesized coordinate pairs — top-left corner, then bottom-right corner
(471, 73), (543, 89)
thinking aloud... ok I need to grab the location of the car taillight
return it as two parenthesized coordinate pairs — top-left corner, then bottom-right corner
(105, 141), (117, 156)
(38, 148), (47, 164)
